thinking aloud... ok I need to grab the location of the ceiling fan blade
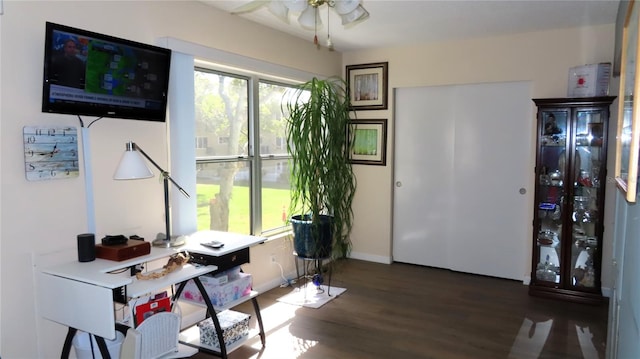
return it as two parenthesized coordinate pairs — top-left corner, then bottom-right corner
(231, 0), (269, 14)
(341, 4), (369, 26)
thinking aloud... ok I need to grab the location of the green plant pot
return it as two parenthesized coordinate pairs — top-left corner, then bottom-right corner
(291, 214), (333, 259)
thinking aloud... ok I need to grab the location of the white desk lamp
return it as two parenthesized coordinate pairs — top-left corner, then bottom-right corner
(114, 141), (190, 248)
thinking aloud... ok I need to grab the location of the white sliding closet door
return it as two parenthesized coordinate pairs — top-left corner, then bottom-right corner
(393, 82), (531, 280)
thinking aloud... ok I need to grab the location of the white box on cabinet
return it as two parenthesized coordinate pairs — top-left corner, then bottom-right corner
(567, 63), (611, 97)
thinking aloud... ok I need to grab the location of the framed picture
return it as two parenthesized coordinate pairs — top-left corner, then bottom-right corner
(348, 119), (387, 166)
(346, 62), (388, 110)
(614, 1), (631, 77)
(615, 0), (640, 202)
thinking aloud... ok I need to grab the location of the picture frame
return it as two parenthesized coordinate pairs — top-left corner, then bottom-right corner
(615, 0), (640, 202)
(346, 62), (388, 110)
(348, 119), (387, 166)
(614, 1), (632, 77)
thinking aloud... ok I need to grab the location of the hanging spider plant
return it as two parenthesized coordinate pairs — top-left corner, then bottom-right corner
(284, 77), (357, 259)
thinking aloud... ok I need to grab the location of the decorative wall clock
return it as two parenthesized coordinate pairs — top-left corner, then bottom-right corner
(23, 126), (79, 181)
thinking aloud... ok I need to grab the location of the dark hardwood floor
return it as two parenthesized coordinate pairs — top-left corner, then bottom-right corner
(193, 259), (608, 359)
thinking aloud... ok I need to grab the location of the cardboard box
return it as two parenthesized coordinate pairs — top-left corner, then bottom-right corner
(198, 310), (250, 349)
(180, 272), (252, 307)
(567, 63), (611, 97)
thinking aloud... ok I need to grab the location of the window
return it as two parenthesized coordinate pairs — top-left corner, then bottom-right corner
(195, 136), (208, 149)
(194, 68), (295, 236)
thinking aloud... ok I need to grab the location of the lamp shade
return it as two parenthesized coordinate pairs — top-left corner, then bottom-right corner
(268, 0), (290, 23)
(284, 0), (308, 12)
(333, 0), (360, 15)
(114, 148), (154, 180)
(298, 5), (321, 29)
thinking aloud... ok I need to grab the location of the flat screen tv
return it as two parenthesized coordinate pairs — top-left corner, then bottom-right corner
(42, 22), (171, 122)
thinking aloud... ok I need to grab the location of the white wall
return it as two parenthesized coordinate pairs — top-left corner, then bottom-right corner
(0, 1), (341, 357)
(344, 25), (617, 287)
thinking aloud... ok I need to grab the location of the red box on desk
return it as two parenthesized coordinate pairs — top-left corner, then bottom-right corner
(180, 270), (252, 307)
(95, 239), (151, 261)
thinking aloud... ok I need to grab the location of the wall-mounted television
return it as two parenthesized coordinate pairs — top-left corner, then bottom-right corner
(42, 22), (171, 122)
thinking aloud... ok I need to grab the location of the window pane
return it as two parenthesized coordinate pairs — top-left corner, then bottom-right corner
(261, 158), (291, 232)
(196, 161), (251, 234)
(195, 71), (249, 158)
(259, 80), (294, 234)
(259, 82), (291, 156)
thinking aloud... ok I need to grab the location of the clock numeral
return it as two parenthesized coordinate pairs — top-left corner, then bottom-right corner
(26, 136), (36, 144)
(48, 128), (56, 136)
(35, 129), (43, 136)
(50, 169), (57, 177)
(28, 163), (35, 170)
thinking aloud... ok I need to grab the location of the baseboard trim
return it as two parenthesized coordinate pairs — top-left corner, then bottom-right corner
(348, 251), (391, 264)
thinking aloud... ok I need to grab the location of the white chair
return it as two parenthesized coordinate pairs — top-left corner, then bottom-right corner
(120, 312), (196, 359)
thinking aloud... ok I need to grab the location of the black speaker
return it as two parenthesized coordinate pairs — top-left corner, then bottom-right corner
(77, 233), (96, 262)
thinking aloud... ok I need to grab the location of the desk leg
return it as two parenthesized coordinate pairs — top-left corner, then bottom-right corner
(193, 276), (228, 359)
(251, 297), (266, 346)
(95, 336), (111, 358)
(61, 327), (76, 359)
(60, 328), (111, 359)
(173, 281), (188, 308)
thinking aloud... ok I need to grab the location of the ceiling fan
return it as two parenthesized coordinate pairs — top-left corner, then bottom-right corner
(231, 0), (370, 50)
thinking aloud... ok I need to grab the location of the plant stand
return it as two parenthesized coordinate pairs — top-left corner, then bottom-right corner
(293, 252), (332, 296)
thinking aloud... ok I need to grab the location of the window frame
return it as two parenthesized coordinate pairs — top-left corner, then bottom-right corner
(194, 65), (299, 236)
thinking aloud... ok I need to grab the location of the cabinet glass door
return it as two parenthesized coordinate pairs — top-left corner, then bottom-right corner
(535, 110), (569, 284)
(570, 109), (605, 289)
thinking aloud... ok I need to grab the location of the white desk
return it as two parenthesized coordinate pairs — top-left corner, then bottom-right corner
(36, 230), (266, 358)
(182, 230), (266, 257)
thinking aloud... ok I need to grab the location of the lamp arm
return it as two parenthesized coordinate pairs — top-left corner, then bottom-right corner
(161, 171), (190, 199)
(132, 142), (190, 198)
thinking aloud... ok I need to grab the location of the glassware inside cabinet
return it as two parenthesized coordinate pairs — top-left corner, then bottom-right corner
(536, 248), (560, 283)
(570, 109), (603, 289)
(535, 110), (568, 284)
(571, 193), (598, 288)
(575, 110), (605, 190)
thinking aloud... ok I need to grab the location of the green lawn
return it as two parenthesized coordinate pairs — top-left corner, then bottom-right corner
(196, 184), (290, 234)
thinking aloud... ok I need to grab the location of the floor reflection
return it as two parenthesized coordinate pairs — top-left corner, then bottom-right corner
(509, 318), (553, 358)
(509, 316), (603, 359)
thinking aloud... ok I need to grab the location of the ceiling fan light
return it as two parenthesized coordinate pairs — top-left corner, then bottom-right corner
(268, 1), (290, 23)
(284, 0), (308, 12)
(298, 6), (321, 30)
(341, 5), (369, 25)
(333, 0), (360, 15)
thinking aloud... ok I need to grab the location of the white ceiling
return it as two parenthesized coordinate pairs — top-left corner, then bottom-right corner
(203, 0), (622, 52)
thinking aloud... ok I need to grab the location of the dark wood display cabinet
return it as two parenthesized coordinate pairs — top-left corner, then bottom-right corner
(530, 96), (615, 304)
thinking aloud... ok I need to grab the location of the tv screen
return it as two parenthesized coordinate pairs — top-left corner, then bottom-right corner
(42, 22), (171, 122)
